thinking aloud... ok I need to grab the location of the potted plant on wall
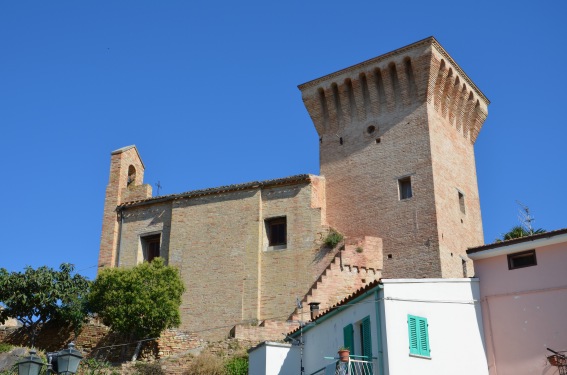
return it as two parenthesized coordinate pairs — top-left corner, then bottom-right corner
(338, 346), (350, 363)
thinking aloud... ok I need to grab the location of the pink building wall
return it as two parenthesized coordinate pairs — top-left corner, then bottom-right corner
(469, 232), (567, 375)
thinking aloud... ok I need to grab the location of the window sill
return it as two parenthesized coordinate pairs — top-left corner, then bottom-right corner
(266, 244), (287, 251)
(409, 354), (431, 360)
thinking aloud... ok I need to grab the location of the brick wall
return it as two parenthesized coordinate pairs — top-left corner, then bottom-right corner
(114, 179), (329, 340)
(299, 37), (489, 279)
(97, 37), (489, 344)
(1, 322), (262, 375)
(98, 146), (152, 269)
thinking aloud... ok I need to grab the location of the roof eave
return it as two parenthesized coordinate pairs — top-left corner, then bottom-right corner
(467, 231), (567, 260)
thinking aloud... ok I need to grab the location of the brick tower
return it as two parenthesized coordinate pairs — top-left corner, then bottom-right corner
(98, 145), (152, 269)
(299, 37), (489, 278)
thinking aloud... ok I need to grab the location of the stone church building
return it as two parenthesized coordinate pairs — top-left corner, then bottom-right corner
(98, 37), (489, 340)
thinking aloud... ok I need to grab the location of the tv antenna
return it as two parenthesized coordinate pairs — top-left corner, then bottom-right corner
(516, 200), (534, 234)
(155, 181), (162, 196)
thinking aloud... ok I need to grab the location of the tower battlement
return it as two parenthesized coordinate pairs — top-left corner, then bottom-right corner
(300, 37), (488, 144)
(301, 37), (489, 278)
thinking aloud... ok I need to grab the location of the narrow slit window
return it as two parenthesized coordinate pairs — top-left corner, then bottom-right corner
(399, 177), (413, 200)
(458, 191), (466, 214)
(266, 217), (287, 247)
(508, 250), (537, 270)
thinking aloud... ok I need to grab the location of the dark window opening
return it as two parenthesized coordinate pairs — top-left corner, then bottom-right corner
(266, 217), (287, 247)
(458, 191), (466, 214)
(142, 234), (161, 262)
(399, 177), (413, 200)
(127, 165), (136, 187)
(508, 250), (537, 270)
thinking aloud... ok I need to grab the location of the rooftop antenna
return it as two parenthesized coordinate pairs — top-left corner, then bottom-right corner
(155, 181), (162, 196)
(516, 200), (534, 234)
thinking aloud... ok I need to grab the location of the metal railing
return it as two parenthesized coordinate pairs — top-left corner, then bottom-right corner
(310, 356), (375, 375)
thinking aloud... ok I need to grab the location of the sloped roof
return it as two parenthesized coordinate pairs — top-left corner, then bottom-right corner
(288, 280), (382, 337)
(118, 174), (314, 210)
(467, 227), (567, 255)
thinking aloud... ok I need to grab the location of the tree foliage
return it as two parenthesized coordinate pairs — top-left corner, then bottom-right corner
(498, 225), (546, 241)
(88, 258), (185, 339)
(0, 263), (90, 332)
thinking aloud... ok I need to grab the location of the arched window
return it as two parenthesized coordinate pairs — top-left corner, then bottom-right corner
(127, 165), (136, 187)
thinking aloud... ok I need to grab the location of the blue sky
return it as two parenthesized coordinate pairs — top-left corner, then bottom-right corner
(1, 1), (565, 280)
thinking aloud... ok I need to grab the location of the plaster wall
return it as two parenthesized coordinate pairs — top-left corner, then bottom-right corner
(248, 342), (300, 375)
(301, 293), (379, 375)
(381, 279), (487, 375)
(473, 242), (567, 375)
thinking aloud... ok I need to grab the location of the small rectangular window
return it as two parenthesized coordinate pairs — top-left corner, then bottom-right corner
(408, 314), (430, 357)
(508, 250), (537, 270)
(458, 191), (466, 214)
(399, 177), (413, 200)
(141, 234), (161, 262)
(265, 217), (287, 247)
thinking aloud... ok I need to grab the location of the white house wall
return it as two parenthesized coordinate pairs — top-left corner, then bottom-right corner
(381, 278), (488, 375)
(248, 342), (301, 375)
(302, 291), (380, 374)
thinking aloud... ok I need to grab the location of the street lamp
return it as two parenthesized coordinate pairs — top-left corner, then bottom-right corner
(17, 343), (83, 375)
(54, 343), (83, 374)
(16, 350), (44, 375)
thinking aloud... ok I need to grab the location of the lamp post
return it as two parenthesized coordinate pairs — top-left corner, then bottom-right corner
(17, 343), (83, 375)
(54, 343), (83, 375)
(16, 350), (44, 375)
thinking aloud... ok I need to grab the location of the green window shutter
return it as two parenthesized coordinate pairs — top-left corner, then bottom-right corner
(418, 317), (430, 357)
(408, 315), (430, 357)
(361, 316), (372, 359)
(343, 323), (354, 352)
(408, 315), (419, 355)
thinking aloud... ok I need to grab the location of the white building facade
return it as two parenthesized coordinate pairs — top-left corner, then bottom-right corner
(252, 279), (489, 375)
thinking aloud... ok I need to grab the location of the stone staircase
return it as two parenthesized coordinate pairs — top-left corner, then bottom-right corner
(289, 235), (383, 323)
(230, 235), (383, 341)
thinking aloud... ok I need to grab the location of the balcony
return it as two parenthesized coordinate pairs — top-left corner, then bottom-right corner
(310, 356), (376, 375)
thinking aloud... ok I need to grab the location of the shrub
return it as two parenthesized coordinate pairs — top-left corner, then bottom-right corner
(324, 229), (343, 248)
(0, 343), (13, 353)
(225, 356), (248, 375)
(184, 353), (225, 375)
(133, 362), (165, 375)
(76, 358), (119, 375)
(89, 258), (185, 340)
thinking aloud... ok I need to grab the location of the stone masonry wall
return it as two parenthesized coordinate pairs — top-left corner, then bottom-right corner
(427, 50), (486, 277)
(259, 180), (332, 320)
(118, 201), (173, 266)
(116, 179), (328, 340)
(99, 146), (151, 269)
(299, 38), (489, 279)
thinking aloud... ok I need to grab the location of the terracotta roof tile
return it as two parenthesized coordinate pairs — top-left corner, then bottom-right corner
(288, 280), (381, 336)
(118, 174), (313, 210)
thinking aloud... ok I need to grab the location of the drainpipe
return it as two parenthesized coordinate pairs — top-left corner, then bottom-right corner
(115, 207), (124, 267)
(374, 287), (385, 375)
